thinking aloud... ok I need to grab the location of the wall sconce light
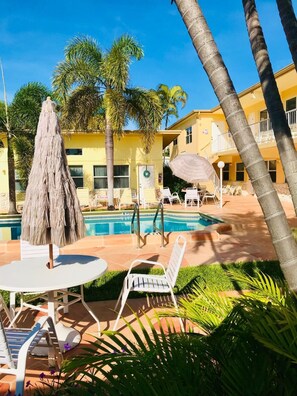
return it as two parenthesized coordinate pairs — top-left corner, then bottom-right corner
(250, 91), (256, 99)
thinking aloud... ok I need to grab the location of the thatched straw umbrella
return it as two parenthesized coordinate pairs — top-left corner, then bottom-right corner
(21, 97), (85, 269)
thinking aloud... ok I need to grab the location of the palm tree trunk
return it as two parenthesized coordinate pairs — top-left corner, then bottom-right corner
(276, 0), (297, 71)
(173, 0), (297, 289)
(243, 0), (297, 216)
(105, 115), (115, 210)
(7, 136), (17, 214)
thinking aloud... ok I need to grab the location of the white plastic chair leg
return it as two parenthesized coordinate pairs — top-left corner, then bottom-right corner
(9, 292), (16, 317)
(114, 286), (124, 312)
(79, 285), (102, 337)
(169, 288), (185, 332)
(62, 289), (69, 314)
(113, 285), (130, 331)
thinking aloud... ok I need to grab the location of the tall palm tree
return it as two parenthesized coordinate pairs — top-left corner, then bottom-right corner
(243, 0), (297, 216)
(173, 0), (297, 289)
(156, 84), (188, 128)
(276, 0), (297, 72)
(53, 35), (162, 210)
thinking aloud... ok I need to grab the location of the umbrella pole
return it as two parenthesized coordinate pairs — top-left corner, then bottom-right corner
(48, 243), (54, 269)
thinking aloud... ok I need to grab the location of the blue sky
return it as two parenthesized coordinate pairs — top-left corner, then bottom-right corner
(1, 0), (296, 128)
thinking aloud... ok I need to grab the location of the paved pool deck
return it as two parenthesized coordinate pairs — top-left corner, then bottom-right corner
(1, 193), (296, 269)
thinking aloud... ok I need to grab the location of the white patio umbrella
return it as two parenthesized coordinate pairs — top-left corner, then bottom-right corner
(21, 97), (85, 269)
(169, 153), (215, 183)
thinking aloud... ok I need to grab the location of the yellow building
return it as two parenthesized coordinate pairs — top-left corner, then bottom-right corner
(169, 64), (297, 191)
(0, 130), (179, 211)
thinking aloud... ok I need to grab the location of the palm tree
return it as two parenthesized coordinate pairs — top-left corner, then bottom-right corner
(0, 80), (50, 214)
(276, 0), (297, 72)
(243, 0), (297, 216)
(156, 84), (188, 128)
(53, 35), (162, 210)
(173, 0), (297, 289)
(10, 82), (51, 188)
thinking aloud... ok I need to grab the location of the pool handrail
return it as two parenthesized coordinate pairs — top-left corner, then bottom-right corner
(131, 203), (141, 248)
(153, 202), (165, 247)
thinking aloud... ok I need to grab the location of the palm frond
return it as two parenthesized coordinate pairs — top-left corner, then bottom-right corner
(10, 82), (51, 131)
(156, 83), (188, 127)
(177, 282), (235, 334)
(104, 89), (126, 134)
(103, 35), (143, 90)
(13, 135), (34, 187)
(61, 86), (103, 130)
(230, 270), (292, 305)
(65, 36), (103, 65)
(124, 87), (162, 152)
(61, 311), (219, 395)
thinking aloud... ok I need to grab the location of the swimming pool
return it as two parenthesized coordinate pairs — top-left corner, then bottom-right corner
(0, 213), (222, 241)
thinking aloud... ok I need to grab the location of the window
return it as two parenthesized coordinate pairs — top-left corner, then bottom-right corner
(66, 148), (82, 155)
(94, 165), (129, 189)
(236, 163), (245, 181)
(15, 170), (25, 192)
(69, 166), (84, 188)
(173, 138), (178, 146)
(186, 126), (192, 144)
(286, 97), (297, 125)
(266, 160), (277, 183)
(286, 97), (296, 111)
(260, 110), (269, 132)
(222, 163), (230, 181)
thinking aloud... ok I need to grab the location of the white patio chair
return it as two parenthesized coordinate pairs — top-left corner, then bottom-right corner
(202, 187), (219, 205)
(113, 235), (187, 331)
(10, 241), (67, 322)
(184, 188), (200, 207)
(0, 294), (62, 396)
(161, 187), (181, 205)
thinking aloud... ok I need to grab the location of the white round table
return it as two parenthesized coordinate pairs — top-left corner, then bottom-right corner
(0, 254), (107, 354)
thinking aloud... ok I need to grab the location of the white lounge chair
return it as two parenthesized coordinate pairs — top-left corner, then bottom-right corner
(96, 189), (108, 206)
(161, 187), (181, 205)
(76, 187), (91, 210)
(119, 189), (135, 210)
(113, 235), (187, 331)
(0, 294), (62, 396)
(184, 188), (200, 207)
(142, 188), (159, 209)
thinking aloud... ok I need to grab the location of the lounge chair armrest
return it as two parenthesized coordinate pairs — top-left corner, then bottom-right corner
(128, 259), (166, 275)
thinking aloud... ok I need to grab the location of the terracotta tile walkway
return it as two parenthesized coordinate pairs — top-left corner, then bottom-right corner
(0, 194), (296, 394)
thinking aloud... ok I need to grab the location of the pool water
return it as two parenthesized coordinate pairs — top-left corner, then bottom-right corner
(0, 213), (221, 241)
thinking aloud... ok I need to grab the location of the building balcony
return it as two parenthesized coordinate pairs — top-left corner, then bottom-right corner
(212, 108), (297, 155)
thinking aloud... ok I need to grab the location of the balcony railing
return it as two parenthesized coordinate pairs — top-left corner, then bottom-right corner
(210, 108), (297, 155)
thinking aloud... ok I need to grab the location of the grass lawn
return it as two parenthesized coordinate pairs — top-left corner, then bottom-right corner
(81, 259), (284, 302)
(0, 259), (284, 305)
